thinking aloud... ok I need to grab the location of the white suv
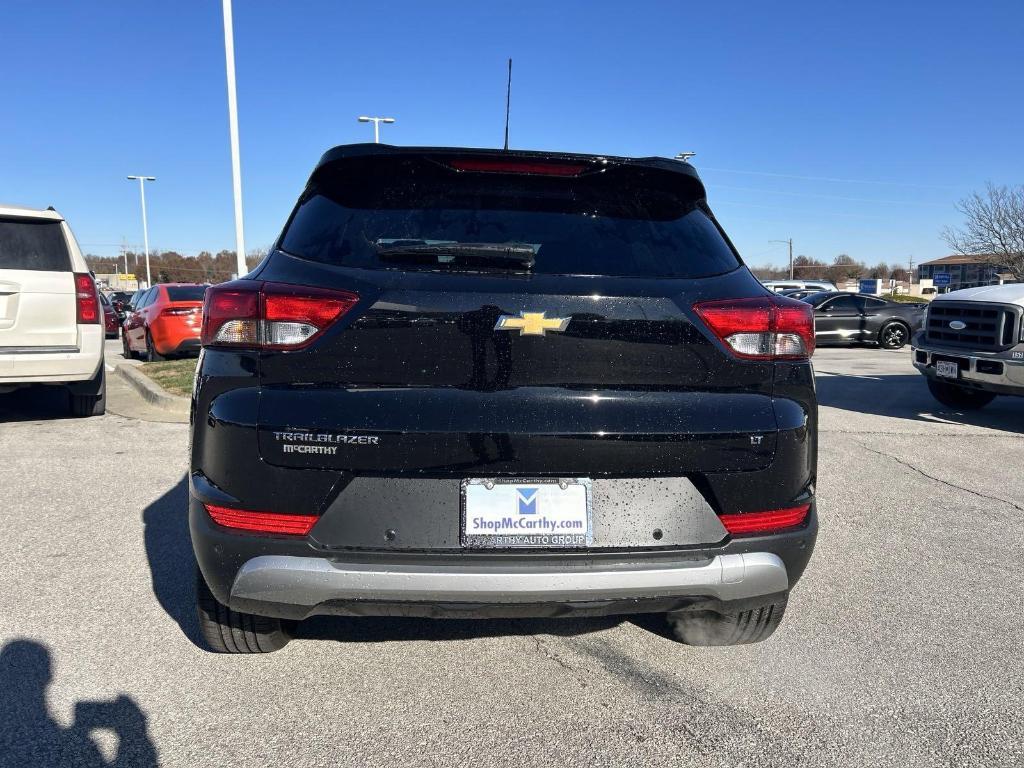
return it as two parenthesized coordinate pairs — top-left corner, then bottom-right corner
(0, 204), (105, 416)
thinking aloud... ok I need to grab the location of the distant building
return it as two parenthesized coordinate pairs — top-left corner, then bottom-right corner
(917, 255), (1009, 290)
(94, 273), (139, 291)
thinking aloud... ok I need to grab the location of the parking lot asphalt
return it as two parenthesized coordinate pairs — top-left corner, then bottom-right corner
(1, 345), (1022, 767)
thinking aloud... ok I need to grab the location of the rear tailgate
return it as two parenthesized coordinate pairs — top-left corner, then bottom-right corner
(251, 151), (780, 476)
(256, 269), (779, 475)
(0, 217), (78, 350)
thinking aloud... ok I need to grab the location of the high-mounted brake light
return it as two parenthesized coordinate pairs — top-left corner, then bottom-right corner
(201, 281), (359, 350)
(447, 158), (588, 177)
(74, 273), (100, 324)
(693, 295), (815, 360)
(719, 504), (811, 536)
(204, 503), (319, 536)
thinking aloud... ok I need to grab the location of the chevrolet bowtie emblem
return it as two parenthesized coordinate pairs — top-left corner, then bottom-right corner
(494, 311), (571, 336)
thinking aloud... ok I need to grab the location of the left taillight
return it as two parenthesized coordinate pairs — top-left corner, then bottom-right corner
(693, 295), (815, 360)
(74, 273), (100, 324)
(201, 281), (359, 350)
(204, 503), (318, 536)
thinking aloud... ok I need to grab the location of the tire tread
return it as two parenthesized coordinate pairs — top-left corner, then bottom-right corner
(668, 596), (788, 646)
(195, 569), (290, 654)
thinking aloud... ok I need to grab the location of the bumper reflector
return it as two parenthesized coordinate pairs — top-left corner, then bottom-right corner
(719, 504), (811, 535)
(204, 504), (318, 536)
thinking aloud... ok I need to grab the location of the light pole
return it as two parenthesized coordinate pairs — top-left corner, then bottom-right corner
(770, 238), (794, 280)
(127, 175), (155, 287)
(358, 116), (395, 143)
(222, 0), (247, 279)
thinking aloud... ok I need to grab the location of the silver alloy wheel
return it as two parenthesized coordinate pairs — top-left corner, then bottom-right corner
(882, 325), (906, 348)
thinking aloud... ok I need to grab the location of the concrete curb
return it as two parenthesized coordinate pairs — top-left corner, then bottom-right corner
(115, 363), (189, 411)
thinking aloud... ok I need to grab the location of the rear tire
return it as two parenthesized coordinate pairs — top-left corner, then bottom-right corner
(926, 378), (996, 410)
(68, 367), (106, 418)
(667, 596), (788, 646)
(195, 568), (292, 653)
(878, 322), (909, 349)
(122, 332), (139, 360)
(145, 331), (166, 362)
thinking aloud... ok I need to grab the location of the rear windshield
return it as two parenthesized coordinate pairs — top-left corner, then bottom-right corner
(279, 157), (739, 278)
(0, 217), (70, 272)
(165, 285), (207, 301)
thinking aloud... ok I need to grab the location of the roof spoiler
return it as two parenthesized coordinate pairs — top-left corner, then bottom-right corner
(314, 143), (703, 181)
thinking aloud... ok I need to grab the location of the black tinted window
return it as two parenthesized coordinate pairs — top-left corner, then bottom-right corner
(859, 296), (887, 309)
(803, 292), (831, 306)
(280, 159), (738, 278)
(0, 217), (70, 271)
(822, 296), (858, 312)
(166, 285), (207, 301)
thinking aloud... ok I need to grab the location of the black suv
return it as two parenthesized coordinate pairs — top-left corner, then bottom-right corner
(190, 144), (818, 653)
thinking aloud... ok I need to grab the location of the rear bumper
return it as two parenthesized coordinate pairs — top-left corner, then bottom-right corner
(190, 491), (816, 621)
(151, 318), (200, 355)
(0, 326), (103, 383)
(168, 338), (201, 355)
(228, 551), (789, 619)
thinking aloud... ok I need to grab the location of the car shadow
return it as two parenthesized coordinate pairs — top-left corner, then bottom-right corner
(0, 386), (76, 423)
(141, 477), (200, 646)
(0, 639), (160, 767)
(815, 371), (1024, 432)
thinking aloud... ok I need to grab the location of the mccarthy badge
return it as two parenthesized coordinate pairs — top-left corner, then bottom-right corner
(494, 311), (570, 336)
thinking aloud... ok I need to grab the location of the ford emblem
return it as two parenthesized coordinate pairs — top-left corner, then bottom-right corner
(949, 320), (967, 330)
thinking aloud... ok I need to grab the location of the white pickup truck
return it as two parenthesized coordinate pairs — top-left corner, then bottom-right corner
(911, 283), (1024, 409)
(0, 204), (105, 416)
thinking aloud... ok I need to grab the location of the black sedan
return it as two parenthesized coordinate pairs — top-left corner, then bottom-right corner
(799, 292), (926, 349)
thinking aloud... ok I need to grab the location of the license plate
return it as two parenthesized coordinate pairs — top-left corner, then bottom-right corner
(936, 360), (958, 378)
(461, 478), (592, 548)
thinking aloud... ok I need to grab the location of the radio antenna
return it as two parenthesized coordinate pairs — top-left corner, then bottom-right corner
(503, 58), (512, 151)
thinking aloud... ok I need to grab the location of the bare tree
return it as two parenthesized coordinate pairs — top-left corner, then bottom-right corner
(869, 262), (891, 279)
(828, 254), (865, 284)
(942, 182), (1024, 280)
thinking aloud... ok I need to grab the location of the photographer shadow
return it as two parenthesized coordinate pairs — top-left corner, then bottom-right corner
(0, 639), (159, 768)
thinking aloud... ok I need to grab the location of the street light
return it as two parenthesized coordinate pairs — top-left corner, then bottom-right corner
(126, 175), (156, 287)
(675, 152), (697, 162)
(358, 116), (395, 143)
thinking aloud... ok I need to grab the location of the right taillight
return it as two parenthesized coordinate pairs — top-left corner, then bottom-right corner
(719, 504), (811, 536)
(693, 295), (815, 360)
(201, 281), (359, 350)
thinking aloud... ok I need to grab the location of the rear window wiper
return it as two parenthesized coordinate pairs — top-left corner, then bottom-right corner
(374, 241), (536, 270)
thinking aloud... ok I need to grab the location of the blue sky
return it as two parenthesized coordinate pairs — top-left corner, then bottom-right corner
(3, 0), (1022, 269)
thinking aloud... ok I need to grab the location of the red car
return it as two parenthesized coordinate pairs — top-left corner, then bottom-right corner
(122, 283), (208, 360)
(99, 292), (119, 339)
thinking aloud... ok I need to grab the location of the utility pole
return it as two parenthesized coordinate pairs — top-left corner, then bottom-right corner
(358, 116), (395, 143)
(222, 0), (248, 279)
(770, 238), (794, 279)
(908, 255), (915, 286)
(126, 175), (155, 287)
